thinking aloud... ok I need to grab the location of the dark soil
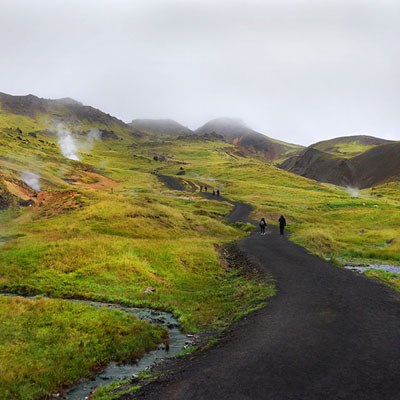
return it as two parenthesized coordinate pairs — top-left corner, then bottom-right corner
(280, 142), (400, 188)
(124, 181), (400, 400)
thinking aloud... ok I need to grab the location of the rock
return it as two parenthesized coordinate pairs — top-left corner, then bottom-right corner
(144, 286), (156, 294)
(18, 199), (35, 207)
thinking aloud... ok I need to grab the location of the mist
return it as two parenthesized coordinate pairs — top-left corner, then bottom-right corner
(0, 0), (400, 145)
(346, 187), (360, 198)
(80, 129), (102, 152)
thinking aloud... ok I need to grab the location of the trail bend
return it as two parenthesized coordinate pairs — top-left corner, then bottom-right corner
(132, 176), (400, 400)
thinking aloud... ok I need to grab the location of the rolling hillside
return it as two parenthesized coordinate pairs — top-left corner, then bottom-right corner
(0, 91), (399, 399)
(281, 136), (400, 188)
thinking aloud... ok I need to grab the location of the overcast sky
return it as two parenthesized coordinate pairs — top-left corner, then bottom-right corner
(1, 0), (399, 145)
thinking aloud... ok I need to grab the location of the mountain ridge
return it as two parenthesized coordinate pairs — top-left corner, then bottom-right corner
(195, 117), (302, 161)
(280, 141), (400, 188)
(0, 92), (128, 130)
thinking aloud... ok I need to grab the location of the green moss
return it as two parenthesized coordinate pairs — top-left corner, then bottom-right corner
(0, 296), (164, 400)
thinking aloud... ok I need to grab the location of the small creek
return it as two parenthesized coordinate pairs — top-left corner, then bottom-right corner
(345, 264), (400, 275)
(0, 294), (191, 400)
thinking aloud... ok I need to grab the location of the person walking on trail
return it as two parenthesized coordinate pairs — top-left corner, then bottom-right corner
(259, 217), (267, 235)
(216, 189), (220, 196)
(279, 215), (286, 235)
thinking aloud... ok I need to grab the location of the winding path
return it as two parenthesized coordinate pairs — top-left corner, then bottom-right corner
(132, 176), (400, 400)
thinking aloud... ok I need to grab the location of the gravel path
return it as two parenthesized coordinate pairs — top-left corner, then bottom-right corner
(133, 178), (400, 400)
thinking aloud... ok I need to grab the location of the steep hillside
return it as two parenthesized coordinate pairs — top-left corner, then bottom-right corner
(311, 135), (393, 158)
(195, 118), (302, 161)
(280, 148), (355, 187)
(0, 92), (132, 138)
(129, 119), (192, 136)
(0, 92), (138, 208)
(281, 141), (400, 188)
(352, 142), (400, 188)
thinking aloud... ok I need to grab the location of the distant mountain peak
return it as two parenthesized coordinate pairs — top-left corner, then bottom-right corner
(195, 118), (302, 161)
(195, 118), (252, 135)
(55, 97), (82, 106)
(0, 91), (127, 132)
(128, 119), (192, 136)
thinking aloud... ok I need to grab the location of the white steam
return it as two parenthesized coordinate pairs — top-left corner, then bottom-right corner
(21, 171), (41, 191)
(346, 187), (360, 197)
(79, 129), (102, 152)
(56, 125), (102, 161)
(56, 124), (80, 161)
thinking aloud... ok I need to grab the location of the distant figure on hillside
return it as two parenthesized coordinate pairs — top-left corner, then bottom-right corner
(279, 215), (286, 235)
(259, 217), (267, 235)
(216, 189), (220, 196)
(212, 190), (215, 195)
(200, 185), (203, 192)
(205, 186), (208, 192)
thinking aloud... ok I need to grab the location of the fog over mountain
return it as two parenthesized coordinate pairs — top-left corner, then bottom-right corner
(1, 0), (399, 145)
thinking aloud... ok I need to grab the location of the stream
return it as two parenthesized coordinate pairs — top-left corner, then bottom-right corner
(344, 264), (400, 275)
(0, 294), (191, 400)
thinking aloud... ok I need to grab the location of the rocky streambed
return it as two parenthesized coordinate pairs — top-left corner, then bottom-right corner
(345, 264), (400, 275)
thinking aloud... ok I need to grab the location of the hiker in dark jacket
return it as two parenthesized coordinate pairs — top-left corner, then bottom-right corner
(259, 217), (267, 235)
(279, 215), (286, 235)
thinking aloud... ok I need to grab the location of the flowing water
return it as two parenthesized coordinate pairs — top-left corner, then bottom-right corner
(345, 264), (400, 275)
(0, 294), (191, 399)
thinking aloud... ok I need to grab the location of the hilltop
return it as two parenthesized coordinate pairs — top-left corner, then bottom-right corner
(310, 135), (393, 158)
(281, 136), (400, 188)
(0, 92), (128, 129)
(129, 119), (192, 136)
(195, 118), (302, 160)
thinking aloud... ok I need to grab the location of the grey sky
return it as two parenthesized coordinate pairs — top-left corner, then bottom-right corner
(1, 0), (399, 145)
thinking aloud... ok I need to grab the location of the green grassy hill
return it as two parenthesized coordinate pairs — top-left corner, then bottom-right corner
(281, 138), (400, 188)
(0, 93), (399, 399)
(310, 135), (392, 158)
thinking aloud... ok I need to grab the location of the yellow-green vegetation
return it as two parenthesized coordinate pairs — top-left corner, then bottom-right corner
(364, 270), (400, 292)
(0, 105), (399, 399)
(0, 188), (270, 331)
(310, 137), (382, 158)
(0, 111), (273, 398)
(320, 142), (376, 158)
(90, 379), (141, 400)
(0, 296), (164, 399)
(149, 138), (400, 264)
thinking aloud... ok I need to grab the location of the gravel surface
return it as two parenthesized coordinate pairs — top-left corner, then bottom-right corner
(131, 179), (400, 400)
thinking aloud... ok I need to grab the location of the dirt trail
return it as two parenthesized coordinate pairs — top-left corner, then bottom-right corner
(132, 176), (400, 400)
